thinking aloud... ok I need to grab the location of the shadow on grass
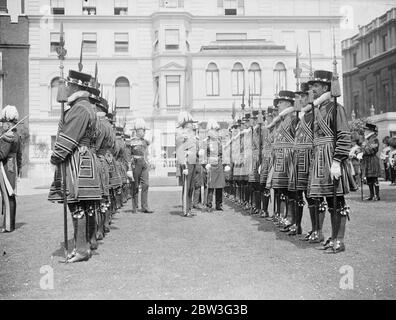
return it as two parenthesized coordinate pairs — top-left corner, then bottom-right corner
(15, 222), (27, 230)
(224, 198), (315, 250)
(52, 239), (74, 258)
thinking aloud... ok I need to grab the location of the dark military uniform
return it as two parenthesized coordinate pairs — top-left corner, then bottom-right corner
(176, 117), (198, 216)
(361, 124), (381, 201)
(130, 135), (151, 212)
(260, 110), (275, 218)
(206, 129), (226, 210)
(0, 128), (22, 232)
(48, 79), (102, 262)
(307, 70), (357, 253)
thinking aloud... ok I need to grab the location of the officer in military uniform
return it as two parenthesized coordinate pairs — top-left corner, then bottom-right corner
(241, 114), (251, 210)
(307, 70), (356, 253)
(107, 114), (122, 226)
(288, 83), (316, 237)
(130, 118), (153, 213)
(0, 105), (22, 233)
(48, 70), (102, 263)
(249, 110), (262, 214)
(91, 96), (112, 241)
(205, 119), (226, 212)
(192, 121), (206, 210)
(359, 123), (381, 201)
(175, 111), (199, 216)
(266, 91), (299, 230)
(260, 107), (276, 219)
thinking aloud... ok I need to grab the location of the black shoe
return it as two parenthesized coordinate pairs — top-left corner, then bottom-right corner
(142, 209), (154, 213)
(299, 231), (313, 241)
(373, 196), (380, 201)
(365, 196), (373, 201)
(280, 224), (292, 232)
(326, 241), (345, 254)
(216, 205), (223, 211)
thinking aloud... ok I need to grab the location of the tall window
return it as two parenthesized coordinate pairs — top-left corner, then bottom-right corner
(206, 63), (219, 96)
(353, 94), (360, 118)
(224, 0), (237, 15)
(352, 52), (357, 67)
(82, 0), (96, 15)
(114, 33), (129, 53)
(249, 62), (261, 95)
(367, 41), (374, 59)
(115, 77), (130, 109)
(82, 33), (97, 53)
(114, 0), (128, 15)
(368, 88), (374, 114)
(51, 0), (64, 14)
(51, 77), (61, 111)
(50, 32), (61, 53)
(232, 63), (244, 96)
(165, 29), (179, 50)
(159, 0), (184, 8)
(382, 33), (388, 52)
(273, 62), (287, 94)
(383, 83), (390, 113)
(166, 75), (180, 107)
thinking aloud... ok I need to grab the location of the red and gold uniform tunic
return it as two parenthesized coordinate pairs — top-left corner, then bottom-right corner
(48, 91), (102, 203)
(270, 112), (298, 189)
(308, 98), (355, 197)
(288, 109), (313, 191)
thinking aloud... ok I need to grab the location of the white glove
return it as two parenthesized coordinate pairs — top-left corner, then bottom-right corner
(356, 153), (363, 160)
(258, 165), (262, 174)
(198, 149), (205, 157)
(224, 165), (230, 172)
(205, 164), (211, 170)
(330, 161), (341, 180)
(127, 171), (133, 179)
(182, 169), (188, 175)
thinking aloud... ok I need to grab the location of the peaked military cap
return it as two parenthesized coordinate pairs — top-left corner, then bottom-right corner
(307, 70), (333, 86)
(295, 82), (310, 95)
(67, 70), (92, 86)
(274, 90), (295, 106)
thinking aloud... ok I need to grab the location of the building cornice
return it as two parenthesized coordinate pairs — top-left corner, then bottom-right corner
(27, 13), (342, 24)
(0, 44), (30, 49)
(29, 56), (152, 61)
(354, 47), (396, 69)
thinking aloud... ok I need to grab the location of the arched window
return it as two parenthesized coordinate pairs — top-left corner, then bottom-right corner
(232, 62), (244, 96)
(50, 77), (61, 111)
(273, 62), (286, 94)
(249, 62), (261, 95)
(115, 76), (130, 109)
(206, 62), (219, 96)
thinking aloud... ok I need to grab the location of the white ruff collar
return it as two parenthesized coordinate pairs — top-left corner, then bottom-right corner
(67, 90), (90, 104)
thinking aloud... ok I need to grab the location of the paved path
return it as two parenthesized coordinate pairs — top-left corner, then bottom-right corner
(1, 185), (395, 299)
